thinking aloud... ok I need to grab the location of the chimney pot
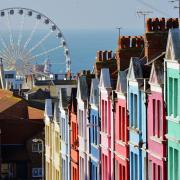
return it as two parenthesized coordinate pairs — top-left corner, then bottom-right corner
(97, 51), (102, 61)
(159, 18), (165, 31)
(166, 18), (173, 30)
(146, 18), (152, 32)
(108, 50), (112, 59)
(102, 50), (107, 61)
(172, 18), (179, 28)
(131, 36), (136, 48)
(152, 18), (159, 31)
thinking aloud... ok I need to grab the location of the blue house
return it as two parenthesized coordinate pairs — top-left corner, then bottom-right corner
(89, 78), (100, 180)
(127, 57), (150, 180)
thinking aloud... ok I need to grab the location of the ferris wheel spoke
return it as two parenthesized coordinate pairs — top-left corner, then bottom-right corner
(18, 13), (26, 47)
(6, 13), (14, 47)
(27, 45), (63, 61)
(23, 20), (40, 49)
(27, 30), (53, 54)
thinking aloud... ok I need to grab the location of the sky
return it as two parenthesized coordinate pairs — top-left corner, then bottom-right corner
(0, 0), (178, 31)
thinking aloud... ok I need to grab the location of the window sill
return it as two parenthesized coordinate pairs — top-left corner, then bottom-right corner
(91, 143), (99, 149)
(128, 127), (141, 134)
(116, 140), (127, 147)
(150, 136), (166, 144)
(165, 134), (180, 144)
(100, 131), (111, 138)
(166, 115), (180, 124)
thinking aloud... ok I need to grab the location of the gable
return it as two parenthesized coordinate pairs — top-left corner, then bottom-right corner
(149, 64), (158, 85)
(99, 68), (111, 90)
(127, 60), (135, 81)
(116, 71), (127, 94)
(166, 34), (175, 60)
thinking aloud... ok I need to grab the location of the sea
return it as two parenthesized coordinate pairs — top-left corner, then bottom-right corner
(0, 29), (143, 74)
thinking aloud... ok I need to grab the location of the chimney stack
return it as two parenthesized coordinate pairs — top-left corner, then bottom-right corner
(145, 17), (179, 61)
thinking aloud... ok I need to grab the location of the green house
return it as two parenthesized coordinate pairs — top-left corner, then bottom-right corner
(165, 29), (180, 180)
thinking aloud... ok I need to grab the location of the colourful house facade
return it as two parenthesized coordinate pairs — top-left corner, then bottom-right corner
(69, 88), (79, 180)
(115, 71), (129, 180)
(77, 75), (90, 180)
(127, 57), (149, 180)
(99, 68), (113, 180)
(59, 88), (71, 180)
(165, 29), (180, 180)
(148, 59), (167, 180)
(89, 78), (100, 180)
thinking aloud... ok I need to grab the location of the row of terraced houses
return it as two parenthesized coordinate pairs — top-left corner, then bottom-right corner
(44, 18), (180, 180)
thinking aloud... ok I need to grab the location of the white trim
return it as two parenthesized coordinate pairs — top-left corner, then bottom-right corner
(165, 134), (180, 144)
(117, 93), (126, 100)
(166, 61), (180, 70)
(147, 150), (166, 161)
(150, 85), (162, 93)
(129, 81), (138, 86)
(114, 151), (129, 161)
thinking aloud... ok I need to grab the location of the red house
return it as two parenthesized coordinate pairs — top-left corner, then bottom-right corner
(69, 88), (79, 180)
(115, 71), (129, 180)
(148, 57), (167, 179)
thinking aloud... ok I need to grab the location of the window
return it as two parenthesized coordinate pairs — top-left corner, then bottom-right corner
(78, 110), (84, 136)
(169, 147), (179, 180)
(32, 142), (42, 152)
(32, 168), (42, 177)
(118, 106), (126, 141)
(80, 157), (85, 180)
(61, 118), (66, 141)
(130, 93), (138, 128)
(152, 99), (163, 138)
(131, 152), (138, 180)
(104, 101), (107, 133)
(101, 100), (108, 133)
(55, 132), (60, 152)
(102, 154), (108, 180)
(168, 77), (179, 117)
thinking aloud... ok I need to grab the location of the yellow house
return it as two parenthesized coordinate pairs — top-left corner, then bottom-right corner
(45, 99), (61, 180)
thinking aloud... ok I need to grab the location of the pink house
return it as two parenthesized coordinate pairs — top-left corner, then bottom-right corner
(148, 57), (167, 179)
(115, 71), (129, 180)
(99, 68), (113, 180)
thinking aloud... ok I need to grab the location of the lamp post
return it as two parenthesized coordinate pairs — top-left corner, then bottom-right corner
(32, 138), (44, 180)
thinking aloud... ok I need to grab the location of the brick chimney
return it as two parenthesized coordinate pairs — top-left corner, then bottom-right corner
(145, 17), (179, 61)
(116, 36), (144, 71)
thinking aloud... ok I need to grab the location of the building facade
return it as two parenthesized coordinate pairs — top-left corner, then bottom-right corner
(45, 99), (61, 180)
(148, 60), (167, 180)
(115, 71), (129, 180)
(77, 75), (90, 180)
(89, 78), (100, 180)
(59, 88), (72, 180)
(69, 88), (79, 180)
(99, 68), (113, 180)
(165, 29), (180, 180)
(127, 58), (149, 180)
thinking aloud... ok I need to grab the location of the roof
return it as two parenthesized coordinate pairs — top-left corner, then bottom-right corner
(0, 96), (22, 113)
(77, 75), (88, 101)
(69, 88), (77, 114)
(99, 68), (112, 89)
(166, 28), (180, 60)
(59, 88), (72, 109)
(28, 106), (44, 120)
(90, 78), (99, 105)
(116, 71), (127, 94)
(35, 80), (77, 86)
(45, 99), (53, 118)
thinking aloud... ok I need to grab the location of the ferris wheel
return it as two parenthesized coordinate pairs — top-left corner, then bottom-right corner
(0, 7), (71, 77)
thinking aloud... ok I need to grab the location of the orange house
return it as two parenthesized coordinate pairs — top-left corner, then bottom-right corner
(69, 88), (79, 180)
